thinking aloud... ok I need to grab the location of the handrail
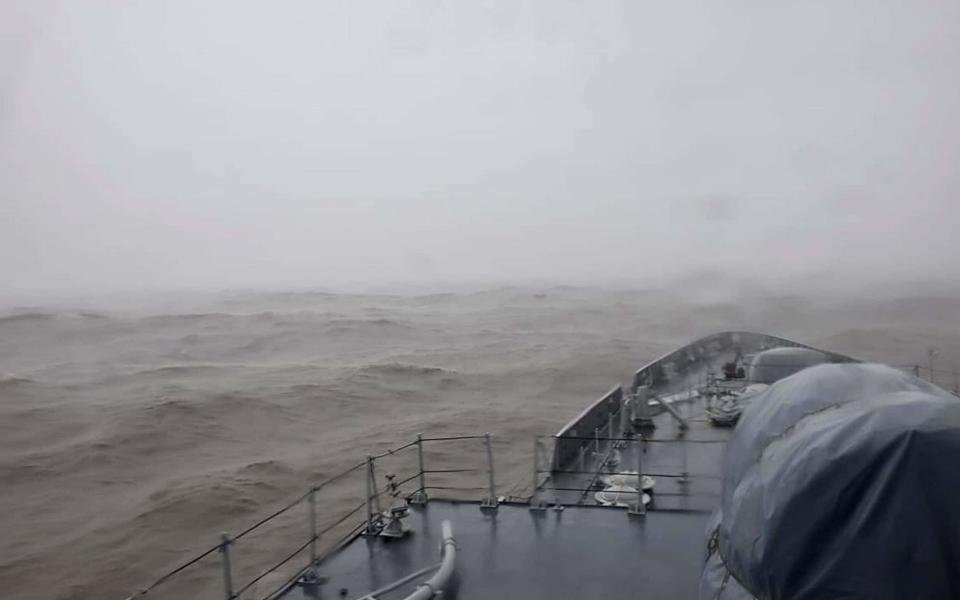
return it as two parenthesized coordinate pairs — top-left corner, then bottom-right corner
(121, 435), (486, 600)
(403, 520), (457, 600)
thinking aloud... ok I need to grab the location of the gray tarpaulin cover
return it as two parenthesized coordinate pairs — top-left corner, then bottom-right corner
(700, 363), (960, 600)
(746, 347), (828, 385)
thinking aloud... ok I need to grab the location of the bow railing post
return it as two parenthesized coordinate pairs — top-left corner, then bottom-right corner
(218, 533), (234, 600)
(529, 437), (547, 510)
(308, 487), (318, 564)
(410, 433), (428, 505)
(628, 438), (646, 517)
(480, 433), (498, 509)
(364, 455), (382, 535)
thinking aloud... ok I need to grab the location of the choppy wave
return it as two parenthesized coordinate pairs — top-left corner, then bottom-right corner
(0, 312), (56, 324)
(357, 362), (450, 377)
(0, 374), (34, 386)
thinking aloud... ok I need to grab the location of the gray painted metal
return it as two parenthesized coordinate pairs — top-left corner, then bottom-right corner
(402, 520), (456, 600)
(552, 385), (623, 471)
(218, 534), (233, 600)
(480, 433), (497, 509)
(550, 332), (858, 476)
(278, 502), (710, 600)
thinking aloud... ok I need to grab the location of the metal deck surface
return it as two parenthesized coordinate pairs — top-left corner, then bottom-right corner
(277, 396), (733, 600)
(279, 501), (712, 600)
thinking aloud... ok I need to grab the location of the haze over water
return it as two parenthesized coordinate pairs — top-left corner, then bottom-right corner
(2, 2), (959, 599)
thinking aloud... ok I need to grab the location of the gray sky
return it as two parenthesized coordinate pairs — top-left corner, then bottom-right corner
(2, 1), (958, 293)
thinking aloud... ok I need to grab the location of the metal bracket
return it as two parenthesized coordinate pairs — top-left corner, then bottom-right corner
(657, 397), (689, 430)
(529, 497), (548, 511)
(300, 566), (328, 586)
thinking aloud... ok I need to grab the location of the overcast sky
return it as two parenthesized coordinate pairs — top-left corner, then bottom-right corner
(2, 1), (958, 294)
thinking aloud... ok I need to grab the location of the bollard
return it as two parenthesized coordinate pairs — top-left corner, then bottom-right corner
(410, 433), (428, 505)
(219, 533), (234, 600)
(308, 487), (318, 564)
(480, 433), (498, 509)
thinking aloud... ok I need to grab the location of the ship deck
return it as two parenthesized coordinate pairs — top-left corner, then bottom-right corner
(125, 332), (852, 600)
(279, 501), (712, 600)
(277, 395), (733, 600)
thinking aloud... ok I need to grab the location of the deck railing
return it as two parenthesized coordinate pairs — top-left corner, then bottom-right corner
(122, 434), (496, 600)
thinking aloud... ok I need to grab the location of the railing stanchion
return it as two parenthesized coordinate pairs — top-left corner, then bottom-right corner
(530, 437), (547, 510)
(608, 412), (616, 451)
(480, 432), (498, 509)
(218, 533), (234, 600)
(410, 433), (428, 505)
(628, 438), (646, 516)
(308, 487), (318, 564)
(679, 430), (691, 487)
(364, 455), (381, 535)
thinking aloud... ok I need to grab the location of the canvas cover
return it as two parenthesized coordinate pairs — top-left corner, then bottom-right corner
(746, 347), (828, 385)
(700, 363), (960, 600)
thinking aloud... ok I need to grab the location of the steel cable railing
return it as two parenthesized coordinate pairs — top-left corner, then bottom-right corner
(552, 435), (725, 444)
(549, 469), (721, 480)
(123, 544), (222, 599)
(127, 424), (732, 600)
(419, 434), (488, 442)
(261, 521), (368, 600)
(121, 433), (494, 600)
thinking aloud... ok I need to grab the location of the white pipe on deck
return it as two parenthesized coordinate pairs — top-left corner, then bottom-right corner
(403, 520), (456, 600)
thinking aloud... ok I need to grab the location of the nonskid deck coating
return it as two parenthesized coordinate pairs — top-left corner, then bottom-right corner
(278, 379), (735, 599)
(278, 501), (711, 599)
